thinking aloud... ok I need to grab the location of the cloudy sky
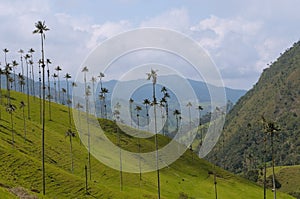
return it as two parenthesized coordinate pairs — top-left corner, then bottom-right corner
(1, 0), (300, 90)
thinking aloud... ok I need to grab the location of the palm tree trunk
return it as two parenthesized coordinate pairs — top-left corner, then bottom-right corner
(70, 136), (73, 173)
(153, 83), (160, 199)
(23, 107), (27, 142)
(40, 33), (46, 196)
(271, 133), (277, 199)
(84, 73), (91, 180)
(66, 80), (71, 126)
(117, 126), (123, 191)
(47, 66), (51, 120)
(26, 62), (30, 120)
(31, 63), (35, 97)
(11, 113), (14, 147)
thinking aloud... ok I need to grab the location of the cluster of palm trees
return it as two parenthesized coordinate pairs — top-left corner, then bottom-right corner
(0, 21), (80, 195)
(1, 21), (212, 198)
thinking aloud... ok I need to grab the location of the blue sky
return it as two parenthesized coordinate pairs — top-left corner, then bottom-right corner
(1, 0), (300, 89)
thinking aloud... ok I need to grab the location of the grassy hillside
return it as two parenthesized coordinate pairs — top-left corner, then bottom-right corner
(0, 91), (295, 198)
(265, 165), (300, 198)
(207, 41), (300, 175)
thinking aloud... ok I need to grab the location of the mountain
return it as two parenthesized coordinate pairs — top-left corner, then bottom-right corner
(0, 91), (294, 198)
(206, 41), (300, 187)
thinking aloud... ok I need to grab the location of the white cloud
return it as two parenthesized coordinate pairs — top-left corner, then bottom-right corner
(140, 8), (190, 32)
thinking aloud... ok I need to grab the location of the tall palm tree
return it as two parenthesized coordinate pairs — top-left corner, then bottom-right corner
(11, 60), (18, 91)
(64, 73), (72, 126)
(46, 59), (52, 120)
(113, 102), (123, 191)
(3, 48), (9, 65)
(161, 87), (170, 135)
(62, 88), (66, 104)
(90, 76), (97, 114)
(28, 48), (35, 97)
(100, 87), (109, 119)
(82, 66), (92, 180)
(129, 98), (134, 126)
(0, 67), (3, 106)
(18, 73), (25, 93)
(52, 73), (58, 103)
(20, 101), (27, 142)
(65, 129), (76, 173)
(6, 103), (16, 147)
(143, 98), (151, 132)
(54, 66), (62, 103)
(146, 69), (160, 199)
(4, 63), (12, 104)
(98, 72), (105, 117)
(197, 105), (203, 146)
(18, 49), (24, 81)
(173, 109), (181, 132)
(159, 98), (166, 135)
(186, 102), (192, 132)
(24, 54), (31, 119)
(262, 117), (280, 199)
(33, 20), (49, 196)
(135, 105), (142, 181)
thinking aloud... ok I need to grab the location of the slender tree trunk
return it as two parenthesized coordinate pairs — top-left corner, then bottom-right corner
(58, 72), (60, 104)
(40, 33), (46, 196)
(271, 133), (277, 199)
(153, 83), (160, 199)
(11, 113), (14, 147)
(31, 63), (35, 97)
(137, 115), (142, 181)
(23, 107), (27, 142)
(263, 133), (267, 199)
(117, 125), (123, 191)
(26, 61), (30, 120)
(66, 79), (71, 126)
(84, 73), (91, 180)
(70, 136), (73, 173)
(85, 165), (88, 195)
(13, 68), (16, 91)
(47, 65), (51, 120)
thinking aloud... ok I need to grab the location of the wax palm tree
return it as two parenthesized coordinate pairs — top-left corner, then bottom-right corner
(135, 105), (143, 181)
(54, 66), (62, 103)
(113, 102), (123, 191)
(82, 66), (92, 180)
(6, 103), (16, 147)
(20, 101), (27, 142)
(173, 109), (181, 132)
(197, 105), (204, 146)
(143, 98), (151, 132)
(64, 73), (72, 126)
(100, 87), (109, 119)
(98, 72), (104, 90)
(186, 102), (192, 131)
(0, 67), (3, 105)
(28, 48), (35, 96)
(4, 63), (12, 104)
(33, 20), (49, 196)
(11, 60), (18, 91)
(159, 98), (166, 135)
(52, 73), (58, 102)
(90, 76), (97, 114)
(62, 88), (66, 105)
(129, 98), (134, 126)
(65, 129), (76, 173)
(262, 116), (280, 199)
(161, 87), (170, 135)
(18, 73), (24, 93)
(3, 48), (9, 65)
(24, 54), (31, 119)
(146, 69), (160, 199)
(18, 49), (24, 80)
(46, 59), (52, 120)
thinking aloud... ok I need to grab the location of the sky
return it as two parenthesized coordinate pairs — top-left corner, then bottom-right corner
(0, 0), (300, 90)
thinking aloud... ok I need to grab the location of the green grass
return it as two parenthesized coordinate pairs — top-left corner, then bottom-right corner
(0, 91), (296, 198)
(266, 165), (300, 198)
